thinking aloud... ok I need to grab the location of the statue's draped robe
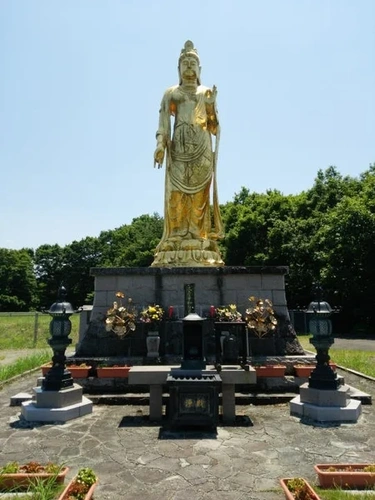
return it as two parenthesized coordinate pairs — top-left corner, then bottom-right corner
(151, 84), (224, 267)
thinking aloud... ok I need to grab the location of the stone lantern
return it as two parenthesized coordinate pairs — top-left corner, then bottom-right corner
(290, 283), (362, 422)
(306, 286), (339, 390)
(21, 284), (93, 422)
(42, 284), (76, 391)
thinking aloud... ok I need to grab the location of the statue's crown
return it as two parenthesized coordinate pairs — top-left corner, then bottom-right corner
(179, 40), (200, 63)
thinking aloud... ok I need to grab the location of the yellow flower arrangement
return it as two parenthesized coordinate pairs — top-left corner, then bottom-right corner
(139, 304), (164, 328)
(215, 304), (243, 322)
(245, 296), (277, 338)
(105, 292), (137, 337)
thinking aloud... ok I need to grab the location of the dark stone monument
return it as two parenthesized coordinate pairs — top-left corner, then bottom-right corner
(167, 371), (221, 429)
(214, 321), (247, 367)
(166, 285), (222, 429)
(181, 312), (206, 370)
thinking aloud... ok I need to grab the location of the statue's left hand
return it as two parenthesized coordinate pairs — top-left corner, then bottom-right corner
(154, 145), (165, 168)
(205, 85), (217, 104)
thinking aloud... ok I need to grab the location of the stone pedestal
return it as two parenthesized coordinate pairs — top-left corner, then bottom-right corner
(21, 384), (93, 423)
(89, 266), (290, 319)
(76, 266), (304, 359)
(290, 382), (362, 423)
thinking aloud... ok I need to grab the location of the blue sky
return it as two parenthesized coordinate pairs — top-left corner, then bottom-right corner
(1, 0), (374, 250)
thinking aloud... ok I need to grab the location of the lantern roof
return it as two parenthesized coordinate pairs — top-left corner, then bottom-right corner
(306, 300), (332, 314)
(47, 285), (75, 315)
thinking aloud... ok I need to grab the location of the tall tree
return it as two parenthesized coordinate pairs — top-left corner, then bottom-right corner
(0, 248), (38, 311)
(34, 244), (65, 308)
(316, 196), (375, 331)
(63, 237), (103, 306)
(99, 213), (164, 267)
(223, 188), (296, 266)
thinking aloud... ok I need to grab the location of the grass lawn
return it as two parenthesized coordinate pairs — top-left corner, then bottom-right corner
(316, 489), (375, 499)
(298, 334), (375, 378)
(0, 314), (79, 349)
(0, 350), (51, 383)
(0, 314), (80, 384)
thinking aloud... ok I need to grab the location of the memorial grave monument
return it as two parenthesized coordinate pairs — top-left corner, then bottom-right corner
(75, 41), (306, 402)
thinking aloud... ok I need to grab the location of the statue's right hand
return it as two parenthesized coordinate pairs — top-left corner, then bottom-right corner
(154, 146), (165, 168)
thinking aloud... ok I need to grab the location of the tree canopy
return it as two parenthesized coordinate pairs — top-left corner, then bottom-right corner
(0, 248), (38, 311)
(1, 165), (374, 333)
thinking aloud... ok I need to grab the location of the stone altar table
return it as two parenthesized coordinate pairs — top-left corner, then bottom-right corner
(128, 365), (256, 424)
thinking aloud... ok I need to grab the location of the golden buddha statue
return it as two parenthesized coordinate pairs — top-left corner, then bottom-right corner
(152, 40), (224, 267)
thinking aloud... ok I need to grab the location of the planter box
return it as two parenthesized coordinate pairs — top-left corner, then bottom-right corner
(41, 364), (91, 378)
(57, 478), (98, 500)
(294, 364), (337, 377)
(294, 365), (315, 377)
(0, 466), (69, 490)
(96, 366), (131, 378)
(314, 463), (375, 488)
(280, 477), (321, 500)
(255, 365), (286, 377)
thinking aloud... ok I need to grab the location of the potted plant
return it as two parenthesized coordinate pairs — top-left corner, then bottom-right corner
(245, 296), (278, 356)
(66, 363), (92, 378)
(294, 365), (315, 377)
(314, 463), (375, 488)
(280, 477), (321, 500)
(254, 364), (286, 377)
(41, 362), (92, 378)
(96, 364), (131, 378)
(41, 362), (53, 376)
(104, 291), (137, 337)
(0, 461), (69, 490)
(57, 467), (97, 500)
(139, 304), (165, 358)
(294, 362), (337, 378)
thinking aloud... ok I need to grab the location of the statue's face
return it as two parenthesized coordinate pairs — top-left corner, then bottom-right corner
(179, 56), (200, 84)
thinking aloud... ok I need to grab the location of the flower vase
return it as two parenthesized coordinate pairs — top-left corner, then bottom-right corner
(146, 330), (160, 358)
(223, 331), (240, 364)
(220, 331), (229, 355)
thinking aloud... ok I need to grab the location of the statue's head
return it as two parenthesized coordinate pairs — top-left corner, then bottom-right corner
(178, 40), (201, 85)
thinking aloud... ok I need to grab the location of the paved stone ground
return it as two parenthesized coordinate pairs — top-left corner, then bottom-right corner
(0, 369), (374, 499)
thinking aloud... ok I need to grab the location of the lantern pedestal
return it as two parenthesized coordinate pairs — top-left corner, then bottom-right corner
(290, 289), (361, 423)
(20, 285), (93, 423)
(21, 384), (93, 423)
(308, 337), (339, 390)
(290, 383), (362, 423)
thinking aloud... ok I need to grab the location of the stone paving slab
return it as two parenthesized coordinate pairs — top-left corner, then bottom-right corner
(0, 372), (374, 499)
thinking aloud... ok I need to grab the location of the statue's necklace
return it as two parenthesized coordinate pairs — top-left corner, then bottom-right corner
(180, 86), (197, 100)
